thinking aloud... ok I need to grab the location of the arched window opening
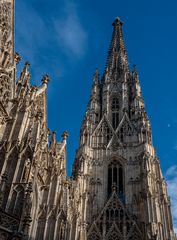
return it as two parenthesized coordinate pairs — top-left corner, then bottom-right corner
(8, 185), (24, 218)
(107, 161), (124, 200)
(95, 112), (99, 124)
(112, 98), (119, 111)
(8, 190), (17, 213)
(111, 98), (119, 129)
(97, 122), (112, 147)
(106, 127), (111, 143)
(119, 167), (123, 192)
(46, 217), (55, 240)
(14, 189), (24, 218)
(108, 167), (112, 197)
(120, 127), (124, 142)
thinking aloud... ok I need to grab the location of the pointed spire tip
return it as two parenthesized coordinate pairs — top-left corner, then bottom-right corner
(42, 74), (50, 85)
(62, 131), (68, 140)
(93, 68), (99, 83)
(112, 17), (123, 27)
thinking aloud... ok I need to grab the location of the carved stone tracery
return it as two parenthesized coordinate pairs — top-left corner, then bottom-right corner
(0, 0), (14, 113)
(87, 192), (143, 240)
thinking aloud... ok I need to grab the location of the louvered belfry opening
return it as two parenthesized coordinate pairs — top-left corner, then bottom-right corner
(107, 160), (124, 199)
(111, 97), (119, 129)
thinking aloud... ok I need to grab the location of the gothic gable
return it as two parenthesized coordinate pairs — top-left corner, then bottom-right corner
(116, 113), (138, 143)
(107, 133), (122, 151)
(92, 114), (114, 148)
(87, 222), (102, 240)
(87, 191), (143, 240)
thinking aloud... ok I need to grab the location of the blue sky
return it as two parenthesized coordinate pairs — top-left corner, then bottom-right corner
(15, 0), (177, 231)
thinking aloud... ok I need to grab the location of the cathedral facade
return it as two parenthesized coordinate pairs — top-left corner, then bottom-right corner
(0, 1), (176, 240)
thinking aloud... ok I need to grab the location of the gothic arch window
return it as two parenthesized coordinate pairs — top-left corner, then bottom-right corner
(118, 119), (133, 143)
(96, 121), (112, 147)
(9, 185), (24, 218)
(30, 182), (39, 239)
(107, 160), (124, 200)
(95, 112), (99, 124)
(14, 189), (24, 217)
(46, 216), (56, 240)
(5, 147), (19, 183)
(54, 210), (67, 240)
(111, 98), (119, 129)
(48, 175), (57, 206)
(9, 190), (17, 213)
(18, 150), (32, 183)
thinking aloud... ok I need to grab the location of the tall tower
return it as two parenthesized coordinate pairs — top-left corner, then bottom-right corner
(72, 17), (176, 240)
(0, 0), (16, 123)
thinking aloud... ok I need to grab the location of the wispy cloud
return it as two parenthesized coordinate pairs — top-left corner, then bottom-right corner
(15, 0), (53, 85)
(54, 1), (87, 58)
(166, 165), (177, 233)
(166, 165), (177, 176)
(15, 1), (46, 62)
(15, 0), (87, 84)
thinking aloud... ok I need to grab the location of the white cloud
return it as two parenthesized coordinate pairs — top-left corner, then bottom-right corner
(166, 165), (177, 177)
(166, 165), (177, 234)
(54, 1), (87, 58)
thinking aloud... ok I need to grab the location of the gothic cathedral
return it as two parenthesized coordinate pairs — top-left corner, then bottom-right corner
(0, 1), (176, 240)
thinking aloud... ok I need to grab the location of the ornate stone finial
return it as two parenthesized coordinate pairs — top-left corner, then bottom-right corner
(25, 61), (30, 68)
(112, 17), (123, 27)
(133, 64), (137, 72)
(24, 62), (30, 79)
(18, 62), (30, 85)
(50, 130), (56, 148)
(14, 52), (21, 64)
(112, 182), (117, 193)
(93, 68), (99, 83)
(41, 74), (50, 85)
(62, 131), (68, 141)
(133, 64), (138, 76)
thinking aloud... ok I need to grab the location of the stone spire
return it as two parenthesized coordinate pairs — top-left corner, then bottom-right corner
(105, 17), (129, 76)
(72, 18), (177, 240)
